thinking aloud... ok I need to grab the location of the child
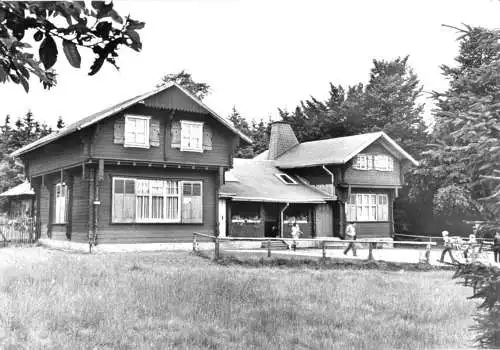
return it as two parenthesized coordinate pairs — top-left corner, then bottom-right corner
(343, 222), (357, 257)
(493, 232), (500, 263)
(464, 233), (477, 260)
(290, 222), (302, 251)
(440, 230), (457, 263)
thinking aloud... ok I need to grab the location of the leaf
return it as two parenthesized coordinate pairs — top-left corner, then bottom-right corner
(126, 29), (142, 51)
(33, 30), (43, 42)
(127, 19), (145, 31)
(18, 72), (29, 93)
(62, 40), (81, 68)
(89, 55), (105, 76)
(39, 35), (58, 69)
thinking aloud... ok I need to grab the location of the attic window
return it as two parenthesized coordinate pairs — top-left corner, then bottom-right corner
(275, 173), (297, 185)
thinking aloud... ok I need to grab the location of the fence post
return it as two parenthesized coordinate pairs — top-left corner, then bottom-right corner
(267, 239), (271, 258)
(367, 243), (374, 261)
(322, 241), (326, 261)
(214, 237), (220, 260)
(193, 233), (197, 252)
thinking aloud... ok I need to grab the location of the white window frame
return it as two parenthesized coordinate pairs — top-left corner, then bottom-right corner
(374, 155), (394, 172)
(124, 115), (150, 149)
(275, 173), (297, 185)
(112, 177), (182, 224)
(54, 182), (67, 224)
(353, 154), (374, 170)
(180, 120), (204, 153)
(345, 193), (389, 222)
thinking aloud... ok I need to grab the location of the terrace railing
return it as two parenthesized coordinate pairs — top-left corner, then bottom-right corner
(193, 232), (437, 263)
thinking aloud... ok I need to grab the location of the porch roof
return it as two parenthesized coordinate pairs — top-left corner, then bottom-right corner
(220, 158), (329, 203)
(0, 181), (34, 197)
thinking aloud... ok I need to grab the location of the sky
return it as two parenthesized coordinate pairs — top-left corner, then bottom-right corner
(0, 0), (499, 128)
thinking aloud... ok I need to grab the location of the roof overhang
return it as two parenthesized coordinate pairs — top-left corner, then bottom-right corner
(11, 83), (252, 157)
(219, 195), (326, 203)
(341, 132), (419, 166)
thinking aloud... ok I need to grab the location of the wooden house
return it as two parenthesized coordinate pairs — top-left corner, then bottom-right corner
(219, 122), (419, 238)
(11, 83), (251, 244)
(0, 181), (35, 218)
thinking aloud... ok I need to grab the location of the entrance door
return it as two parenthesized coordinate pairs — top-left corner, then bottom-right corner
(218, 199), (226, 237)
(315, 203), (333, 237)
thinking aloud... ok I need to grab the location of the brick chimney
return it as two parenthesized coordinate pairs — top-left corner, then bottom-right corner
(267, 121), (299, 160)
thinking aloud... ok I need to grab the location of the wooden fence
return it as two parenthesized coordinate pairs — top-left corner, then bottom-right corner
(193, 232), (437, 262)
(0, 217), (36, 246)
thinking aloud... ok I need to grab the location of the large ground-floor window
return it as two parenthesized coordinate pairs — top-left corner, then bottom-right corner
(112, 177), (202, 224)
(346, 193), (388, 222)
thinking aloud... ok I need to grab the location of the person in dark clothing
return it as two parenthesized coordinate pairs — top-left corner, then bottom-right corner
(493, 232), (500, 263)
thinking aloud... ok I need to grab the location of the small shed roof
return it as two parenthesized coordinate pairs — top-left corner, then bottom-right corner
(11, 83), (252, 157)
(220, 158), (329, 203)
(0, 181), (34, 197)
(274, 131), (419, 168)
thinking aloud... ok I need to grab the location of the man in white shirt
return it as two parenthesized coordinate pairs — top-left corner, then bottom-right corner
(343, 222), (357, 257)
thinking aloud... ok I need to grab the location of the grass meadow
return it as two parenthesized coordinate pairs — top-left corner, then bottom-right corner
(0, 247), (476, 349)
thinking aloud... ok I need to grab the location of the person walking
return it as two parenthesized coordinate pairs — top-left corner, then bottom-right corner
(440, 230), (457, 263)
(493, 232), (500, 263)
(343, 222), (357, 257)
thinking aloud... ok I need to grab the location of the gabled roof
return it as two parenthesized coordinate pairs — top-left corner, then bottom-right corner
(220, 158), (329, 203)
(11, 83), (252, 157)
(0, 181), (34, 197)
(274, 131), (418, 168)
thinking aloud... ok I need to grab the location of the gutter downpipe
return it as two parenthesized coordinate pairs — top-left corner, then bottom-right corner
(280, 203), (290, 238)
(322, 165), (335, 198)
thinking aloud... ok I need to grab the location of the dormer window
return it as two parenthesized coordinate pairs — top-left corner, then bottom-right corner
(124, 115), (150, 148)
(181, 120), (204, 152)
(276, 173), (297, 184)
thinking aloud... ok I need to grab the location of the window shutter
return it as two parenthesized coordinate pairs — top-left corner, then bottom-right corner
(202, 123), (213, 151)
(171, 121), (181, 149)
(114, 118), (125, 144)
(181, 182), (203, 224)
(149, 119), (160, 147)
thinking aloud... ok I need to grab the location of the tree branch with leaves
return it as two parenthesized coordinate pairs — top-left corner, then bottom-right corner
(0, 1), (144, 92)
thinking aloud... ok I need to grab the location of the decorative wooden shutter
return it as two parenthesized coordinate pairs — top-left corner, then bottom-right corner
(114, 118), (125, 144)
(149, 119), (160, 147)
(181, 182), (203, 224)
(202, 123), (213, 151)
(171, 121), (181, 149)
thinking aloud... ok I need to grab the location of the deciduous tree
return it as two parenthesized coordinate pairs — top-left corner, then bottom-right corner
(0, 1), (144, 92)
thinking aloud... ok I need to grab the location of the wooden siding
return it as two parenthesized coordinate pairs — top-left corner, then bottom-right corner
(143, 86), (207, 114)
(26, 133), (86, 177)
(355, 222), (391, 237)
(70, 174), (89, 243)
(343, 142), (402, 186)
(314, 203), (334, 237)
(39, 182), (50, 238)
(346, 188), (394, 238)
(95, 166), (217, 243)
(92, 106), (234, 167)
